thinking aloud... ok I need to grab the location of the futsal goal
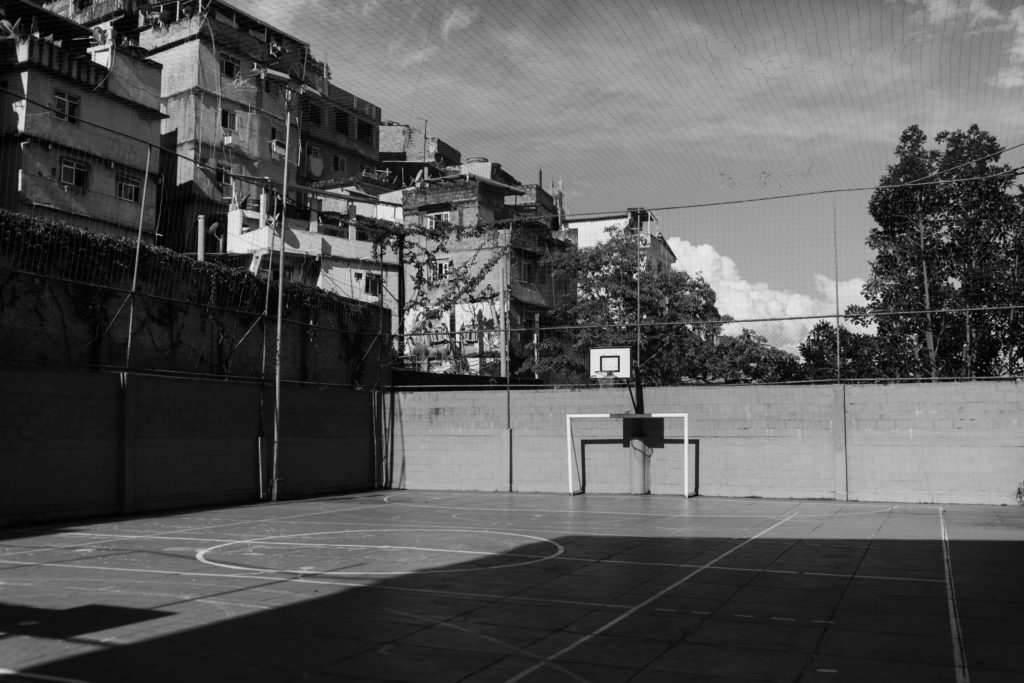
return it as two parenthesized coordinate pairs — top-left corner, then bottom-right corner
(565, 413), (692, 496)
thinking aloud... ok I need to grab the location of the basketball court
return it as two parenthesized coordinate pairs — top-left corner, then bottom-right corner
(1, 491), (1022, 682)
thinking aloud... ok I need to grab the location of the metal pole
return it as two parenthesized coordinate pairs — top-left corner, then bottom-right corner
(833, 198), (841, 382)
(271, 93), (293, 502)
(499, 223), (509, 377)
(125, 143), (153, 369)
(636, 212), (642, 382)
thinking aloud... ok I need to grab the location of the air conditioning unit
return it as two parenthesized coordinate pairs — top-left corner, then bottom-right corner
(223, 135), (234, 147)
(268, 139), (286, 157)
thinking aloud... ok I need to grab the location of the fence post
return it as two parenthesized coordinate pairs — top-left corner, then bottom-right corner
(125, 143), (153, 369)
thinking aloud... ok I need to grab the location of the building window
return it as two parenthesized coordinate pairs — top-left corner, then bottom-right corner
(335, 110), (349, 135)
(53, 91), (79, 123)
(307, 105), (322, 127)
(219, 53), (240, 79)
(364, 272), (382, 297)
(59, 158), (88, 188)
(425, 211), (452, 229)
(116, 175), (141, 202)
(429, 260), (451, 282)
(356, 119), (373, 145)
(270, 127), (278, 140)
(332, 154), (344, 172)
(215, 162), (231, 189)
(306, 145), (320, 171)
(220, 109), (237, 131)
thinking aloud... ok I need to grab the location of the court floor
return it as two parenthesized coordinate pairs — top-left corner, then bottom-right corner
(1, 492), (1023, 682)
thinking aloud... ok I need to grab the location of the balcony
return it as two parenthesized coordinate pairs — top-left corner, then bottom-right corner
(3, 38), (107, 90)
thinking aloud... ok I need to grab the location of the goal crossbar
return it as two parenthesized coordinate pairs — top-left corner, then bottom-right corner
(566, 413), (689, 496)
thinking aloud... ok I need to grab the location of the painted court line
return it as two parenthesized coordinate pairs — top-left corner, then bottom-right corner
(0, 669), (91, 683)
(0, 557), (632, 611)
(196, 528), (564, 576)
(387, 609), (591, 683)
(940, 508), (970, 683)
(504, 512), (801, 683)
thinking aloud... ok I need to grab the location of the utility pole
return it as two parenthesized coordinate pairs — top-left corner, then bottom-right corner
(271, 86), (296, 502)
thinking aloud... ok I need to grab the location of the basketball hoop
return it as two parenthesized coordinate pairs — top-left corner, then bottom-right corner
(595, 370), (618, 389)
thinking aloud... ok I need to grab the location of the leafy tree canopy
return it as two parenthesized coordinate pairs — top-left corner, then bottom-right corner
(525, 229), (803, 385)
(858, 124), (1024, 378)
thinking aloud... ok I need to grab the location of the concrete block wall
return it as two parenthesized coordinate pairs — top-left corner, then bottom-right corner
(388, 386), (838, 499)
(277, 384), (375, 498)
(1, 367), (376, 526)
(386, 391), (513, 491)
(127, 375), (262, 512)
(387, 382), (1024, 505)
(846, 382), (1024, 504)
(0, 368), (121, 522)
(645, 386), (840, 500)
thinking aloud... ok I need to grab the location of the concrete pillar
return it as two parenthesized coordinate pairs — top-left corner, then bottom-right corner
(629, 438), (651, 494)
(833, 385), (849, 500)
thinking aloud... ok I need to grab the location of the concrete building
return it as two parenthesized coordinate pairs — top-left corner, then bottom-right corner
(296, 84), (380, 189)
(562, 208), (677, 272)
(44, 0), (381, 255)
(223, 186), (403, 335)
(378, 123), (460, 187)
(0, 0), (162, 239)
(400, 161), (568, 376)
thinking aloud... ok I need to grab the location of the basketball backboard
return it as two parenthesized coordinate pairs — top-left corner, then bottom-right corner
(589, 347), (631, 380)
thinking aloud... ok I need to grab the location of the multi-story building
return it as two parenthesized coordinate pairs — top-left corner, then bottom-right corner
(45, 0), (382, 254)
(400, 159), (568, 376)
(378, 123), (460, 187)
(0, 0), (162, 239)
(296, 84), (380, 189)
(223, 185), (404, 335)
(561, 208), (677, 272)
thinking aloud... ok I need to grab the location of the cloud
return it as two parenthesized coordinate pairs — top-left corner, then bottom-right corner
(667, 238), (865, 353)
(920, 0), (1001, 25)
(440, 6), (478, 42)
(992, 6), (1024, 88)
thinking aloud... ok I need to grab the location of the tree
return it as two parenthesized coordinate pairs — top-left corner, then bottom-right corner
(862, 124), (1024, 378)
(708, 328), (806, 383)
(526, 230), (803, 384)
(798, 320), (918, 380)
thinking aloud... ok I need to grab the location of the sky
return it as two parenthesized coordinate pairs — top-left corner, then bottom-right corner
(249, 0), (1024, 350)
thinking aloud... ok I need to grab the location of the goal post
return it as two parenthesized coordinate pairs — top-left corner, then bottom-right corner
(566, 413), (689, 496)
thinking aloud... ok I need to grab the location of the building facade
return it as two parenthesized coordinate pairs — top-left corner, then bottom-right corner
(1, 0), (162, 239)
(400, 163), (568, 377)
(45, 0), (382, 254)
(562, 208), (677, 272)
(223, 186), (403, 336)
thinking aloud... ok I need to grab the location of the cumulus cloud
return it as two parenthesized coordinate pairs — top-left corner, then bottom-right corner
(667, 238), (866, 353)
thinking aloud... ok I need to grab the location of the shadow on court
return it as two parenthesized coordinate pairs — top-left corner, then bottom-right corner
(1, 498), (1023, 682)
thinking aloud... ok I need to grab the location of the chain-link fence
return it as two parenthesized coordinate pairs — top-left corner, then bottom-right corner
(392, 183), (1024, 387)
(0, 210), (389, 386)
(4, 67), (1023, 389)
